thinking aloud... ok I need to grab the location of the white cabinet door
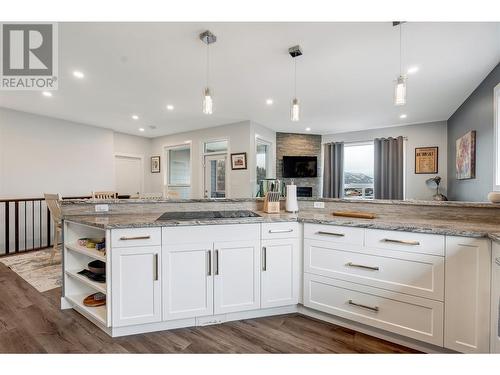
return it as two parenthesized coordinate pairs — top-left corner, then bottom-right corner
(163, 242), (214, 320)
(111, 246), (161, 327)
(214, 240), (260, 314)
(444, 236), (491, 353)
(261, 238), (300, 308)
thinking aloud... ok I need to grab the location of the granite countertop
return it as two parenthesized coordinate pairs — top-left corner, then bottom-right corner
(63, 210), (500, 242)
(61, 197), (500, 209)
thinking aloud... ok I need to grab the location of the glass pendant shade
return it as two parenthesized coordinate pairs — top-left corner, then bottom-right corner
(291, 98), (300, 122)
(394, 76), (407, 106)
(203, 87), (213, 115)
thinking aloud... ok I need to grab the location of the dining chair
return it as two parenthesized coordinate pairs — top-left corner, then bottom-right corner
(92, 191), (117, 199)
(139, 192), (164, 200)
(44, 193), (62, 264)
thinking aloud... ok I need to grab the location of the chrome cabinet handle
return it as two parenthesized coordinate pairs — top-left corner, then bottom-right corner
(120, 235), (151, 241)
(214, 250), (219, 275)
(346, 262), (380, 271)
(207, 250), (212, 276)
(268, 229), (293, 233)
(316, 231), (345, 237)
(262, 247), (267, 271)
(153, 254), (158, 281)
(348, 300), (379, 312)
(383, 238), (420, 246)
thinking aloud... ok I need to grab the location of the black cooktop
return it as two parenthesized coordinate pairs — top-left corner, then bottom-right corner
(156, 210), (261, 221)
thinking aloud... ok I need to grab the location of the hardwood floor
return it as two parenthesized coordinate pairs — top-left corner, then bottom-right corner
(0, 263), (419, 354)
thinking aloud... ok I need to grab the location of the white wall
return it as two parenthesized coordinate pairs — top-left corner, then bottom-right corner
(0, 108), (152, 198)
(150, 121), (255, 198)
(322, 121), (448, 200)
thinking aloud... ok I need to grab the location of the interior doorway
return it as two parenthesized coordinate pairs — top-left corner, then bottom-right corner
(114, 154), (143, 197)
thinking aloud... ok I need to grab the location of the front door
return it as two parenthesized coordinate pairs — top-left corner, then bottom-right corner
(204, 154), (227, 198)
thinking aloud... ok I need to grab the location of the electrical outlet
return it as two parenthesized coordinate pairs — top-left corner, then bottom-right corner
(95, 204), (109, 213)
(313, 201), (325, 209)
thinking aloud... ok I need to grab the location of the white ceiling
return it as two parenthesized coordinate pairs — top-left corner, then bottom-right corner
(1, 22), (499, 137)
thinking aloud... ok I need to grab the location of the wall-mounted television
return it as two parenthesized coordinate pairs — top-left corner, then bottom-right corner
(282, 156), (318, 178)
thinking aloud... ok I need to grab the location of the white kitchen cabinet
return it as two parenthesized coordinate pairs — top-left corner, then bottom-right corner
(111, 245), (161, 327)
(214, 239), (261, 314)
(163, 242), (214, 320)
(261, 238), (300, 308)
(444, 236), (491, 353)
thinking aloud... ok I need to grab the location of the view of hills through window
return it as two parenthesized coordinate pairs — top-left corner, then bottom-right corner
(343, 143), (374, 199)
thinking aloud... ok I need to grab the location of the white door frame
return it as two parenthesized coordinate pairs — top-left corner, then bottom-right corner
(114, 153), (144, 196)
(201, 137), (230, 199)
(163, 142), (192, 197)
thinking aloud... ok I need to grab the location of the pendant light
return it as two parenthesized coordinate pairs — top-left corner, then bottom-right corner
(200, 30), (216, 115)
(289, 45), (302, 122)
(393, 22), (407, 106)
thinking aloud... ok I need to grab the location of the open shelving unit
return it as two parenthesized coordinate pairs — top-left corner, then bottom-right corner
(63, 220), (110, 329)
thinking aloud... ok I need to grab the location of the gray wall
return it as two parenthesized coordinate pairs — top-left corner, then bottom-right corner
(276, 133), (322, 196)
(447, 63), (500, 201)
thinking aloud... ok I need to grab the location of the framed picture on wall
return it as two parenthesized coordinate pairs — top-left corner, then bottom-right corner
(415, 147), (438, 174)
(151, 156), (161, 173)
(231, 152), (247, 170)
(456, 130), (476, 180)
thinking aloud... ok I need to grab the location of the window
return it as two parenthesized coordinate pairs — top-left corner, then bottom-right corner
(165, 144), (191, 198)
(204, 140), (228, 153)
(343, 142), (374, 199)
(256, 139), (272, 193)
(495, 84), (500, 191)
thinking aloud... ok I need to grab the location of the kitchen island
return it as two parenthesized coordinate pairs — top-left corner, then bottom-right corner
(61, 198), (500, 353)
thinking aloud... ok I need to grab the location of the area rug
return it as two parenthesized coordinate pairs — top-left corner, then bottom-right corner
(0, 247), (62, 292)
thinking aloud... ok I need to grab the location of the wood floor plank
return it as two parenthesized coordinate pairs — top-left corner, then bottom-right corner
(0, 263), (419, 354)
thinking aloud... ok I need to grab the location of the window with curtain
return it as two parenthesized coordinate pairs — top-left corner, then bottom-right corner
(256, 139), (272, 190)
(343, 142), (374, 199)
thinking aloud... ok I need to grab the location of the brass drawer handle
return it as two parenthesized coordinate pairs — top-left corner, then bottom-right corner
(317, 231), (345, 237)
(120, 235), (151, 241)
(346, 262), (380, 271)
(383, 238), (420, 245)
(348, 300), (379, 312)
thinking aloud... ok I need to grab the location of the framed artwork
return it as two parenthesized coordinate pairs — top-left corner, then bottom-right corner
(456, 130), (476, 180)
(151, 156), (161, 173)
(415, 147), (438, 174)
(230, 152), (247, 170)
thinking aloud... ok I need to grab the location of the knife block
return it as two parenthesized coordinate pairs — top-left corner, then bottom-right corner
(263, 193), (280, 214)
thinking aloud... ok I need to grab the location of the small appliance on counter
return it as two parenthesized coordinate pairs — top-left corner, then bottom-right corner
(285, 181), (299, 213)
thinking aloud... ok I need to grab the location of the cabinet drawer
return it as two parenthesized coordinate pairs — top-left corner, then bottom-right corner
(365, 229), (444, 256)
(111, 227), (161, 248)
(262, 222), (299, 239)
(304, 239), (444, 300)
(163, 224), (259, 244)
(304, 274), (444, 346)
(304, 224), (364, 246)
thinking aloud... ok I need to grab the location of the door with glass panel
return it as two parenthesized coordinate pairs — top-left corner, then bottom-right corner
(204, 154), (227, 198)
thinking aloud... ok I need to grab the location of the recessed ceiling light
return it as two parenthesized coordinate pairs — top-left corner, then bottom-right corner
(400, 114), (407, 119)
(266, 99), (273, 105)
(73, 70), (85, 79)
(407, 66), (419, 74)
(42, 91), (52, 97)
(131, 115), (139, 120)
(305, 127), (311, 131)
(138, 128), (145, 132)
(166, 104), (174, 111)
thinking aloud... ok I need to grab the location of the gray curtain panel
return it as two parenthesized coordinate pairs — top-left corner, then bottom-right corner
(323, 142), (344, 198)
(374, 136), (404, 200)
